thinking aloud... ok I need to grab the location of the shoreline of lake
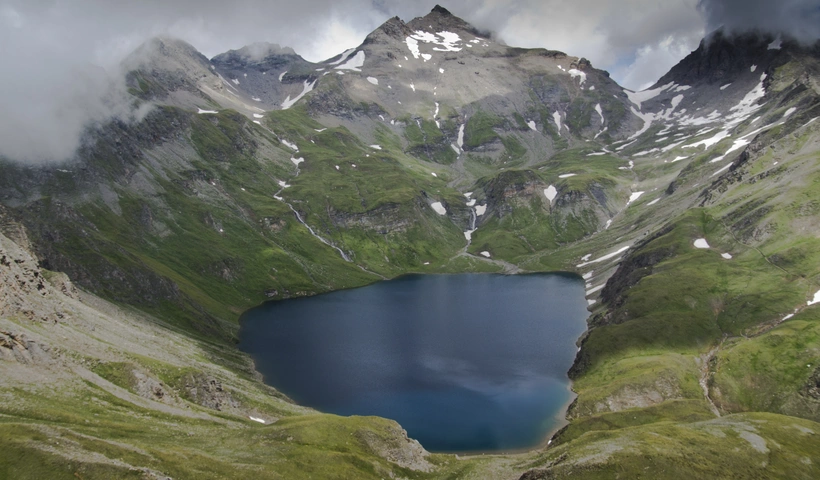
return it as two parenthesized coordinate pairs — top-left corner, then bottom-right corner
(239, 273), (590, 453)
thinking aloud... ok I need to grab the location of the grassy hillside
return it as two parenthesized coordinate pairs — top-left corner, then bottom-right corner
(2, 24), (820, 479)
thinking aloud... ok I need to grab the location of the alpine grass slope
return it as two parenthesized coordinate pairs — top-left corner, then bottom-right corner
(1, 5), (820, 479)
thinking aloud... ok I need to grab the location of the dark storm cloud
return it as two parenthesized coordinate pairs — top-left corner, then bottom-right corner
(698, 0), (820, 42)
(0, 0), (715, 163)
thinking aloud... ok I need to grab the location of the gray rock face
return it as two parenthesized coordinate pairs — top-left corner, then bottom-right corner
(657, 30), (786, 87)
(0, 330), (52, 364)
(314, 6), (635, 149)
(0, 226), (65, 324)
(1, 5), (818, 344)
(0, 6), (819, 478)
(210, 42), (319, 110)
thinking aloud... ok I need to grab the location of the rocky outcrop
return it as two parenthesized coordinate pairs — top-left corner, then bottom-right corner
(0, 228), (72, 324)
(596, 224), (676, 320)
(0, 225), (63, 363)
(802, 366), (820, 400)
(0, 330), (52, 364)
(179, 372), (239, 411)
(355, 425), (434, 473)
(329, 203), (414, 233)
(479, 170), (546, 218)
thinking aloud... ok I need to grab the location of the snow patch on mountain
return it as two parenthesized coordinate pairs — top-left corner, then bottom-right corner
(406, 37), (421, 59)
(431, 31), (462, 52)
(626, 82), (674, 109)
(724, 73), (767, 126)
(616, 139), (637, 151)
(406, 30), (462, 63)
(281, 80), (317, 110)
(595, 104), (604, 123)
(334, 51), (365, 71)
(568, 69), (586, 85)
(668, 95), (684, 114)
(577, 246), (631, 268)
(683, 129), (730, 150)
(553, 112), (562, 131)
(626, 192), (644, 207)
(660, 140), (686, 152)
(710, 138), (751, 163)
(628, 108), (656, 140)
(678, 110), (723, 127)
(328, 47), (356, 65)
(711, 163), (732, 177)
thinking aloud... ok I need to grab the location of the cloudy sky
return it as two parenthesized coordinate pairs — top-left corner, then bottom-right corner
(1, 0), (818, 163)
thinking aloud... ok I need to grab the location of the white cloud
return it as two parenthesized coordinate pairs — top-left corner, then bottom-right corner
(0, 4), (24, 29)
(486, 0), (704, 89)
(7, 0), (812, 162)
(616, 33), (704, 91)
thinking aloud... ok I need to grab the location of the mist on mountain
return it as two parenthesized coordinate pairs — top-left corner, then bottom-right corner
(0, 0), (816, 165)
(698, 0), (820, 43)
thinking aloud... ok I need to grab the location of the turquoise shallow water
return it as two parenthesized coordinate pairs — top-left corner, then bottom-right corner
(239, 273), (589, 452)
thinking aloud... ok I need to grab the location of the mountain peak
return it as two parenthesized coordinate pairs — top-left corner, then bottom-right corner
(212, 42), (300, 65)
(123, 35), (211, 73)
(431, 5), (452, 16)
(655, 28), (787, 87)
(407, 5), (486, 38)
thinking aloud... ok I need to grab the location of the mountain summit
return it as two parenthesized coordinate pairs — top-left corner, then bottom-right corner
(1, 5), (820, 479)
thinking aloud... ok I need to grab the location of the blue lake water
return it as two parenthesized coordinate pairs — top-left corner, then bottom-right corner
(239, 273), (588, 452)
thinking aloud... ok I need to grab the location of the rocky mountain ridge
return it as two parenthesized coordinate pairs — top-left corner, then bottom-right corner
(1, 5), (820, 479)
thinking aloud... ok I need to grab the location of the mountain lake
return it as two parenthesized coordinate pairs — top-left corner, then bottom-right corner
(239, 273), (589, 452)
